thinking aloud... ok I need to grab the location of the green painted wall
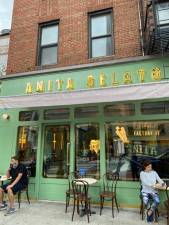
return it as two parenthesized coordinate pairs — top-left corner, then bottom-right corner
(0, 56), (169, 208)
(0, 56), (169, 96)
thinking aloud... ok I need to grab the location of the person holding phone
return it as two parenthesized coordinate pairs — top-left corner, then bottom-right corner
(140, 160), (165, 223)
(0, 156), (28, 216)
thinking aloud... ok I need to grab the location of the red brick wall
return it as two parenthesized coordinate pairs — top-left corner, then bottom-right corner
(7, 0), (142, 74)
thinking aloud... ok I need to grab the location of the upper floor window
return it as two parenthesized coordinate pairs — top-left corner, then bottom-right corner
(89, 9), (113, 58)
(38, 21), (59, 66)
(156, 2), (169, 27)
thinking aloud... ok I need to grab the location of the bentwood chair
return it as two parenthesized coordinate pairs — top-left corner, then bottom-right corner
(17, 173), (30, 209)
(71, 180), (91, 223)
(164, 186), (169, 225)
(139, 186), (159, 222)
(65, 172), (79, 213)
(100, 172), (119, 217)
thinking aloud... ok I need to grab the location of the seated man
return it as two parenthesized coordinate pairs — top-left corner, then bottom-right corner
(140, 160), (165, 223)
(0, 155), (28, 216)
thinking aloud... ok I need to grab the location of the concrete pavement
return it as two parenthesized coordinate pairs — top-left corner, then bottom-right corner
(0, 201), (167, 225)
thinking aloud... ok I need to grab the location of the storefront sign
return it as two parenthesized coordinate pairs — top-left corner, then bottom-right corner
(25, 67), (162, 94)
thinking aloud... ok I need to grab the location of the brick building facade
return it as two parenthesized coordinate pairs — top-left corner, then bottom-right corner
(0, 0), (169, 206)
(7, 0), (141, 74)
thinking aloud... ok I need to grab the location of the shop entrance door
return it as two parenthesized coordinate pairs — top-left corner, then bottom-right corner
(43, 125), (70, 178)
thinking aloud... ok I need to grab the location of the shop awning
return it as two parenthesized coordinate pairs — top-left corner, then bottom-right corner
(0, 81), (169, 109)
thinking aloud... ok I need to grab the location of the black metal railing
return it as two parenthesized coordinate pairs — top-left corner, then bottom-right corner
(143, 0), (169, 55)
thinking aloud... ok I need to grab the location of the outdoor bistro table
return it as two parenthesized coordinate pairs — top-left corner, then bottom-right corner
(75, 177), (97, 216)
(0, 175), (8, 186)
(75, 177), (97, 185)
(153, 183), (169, 190)
(153, 183), (169, 224)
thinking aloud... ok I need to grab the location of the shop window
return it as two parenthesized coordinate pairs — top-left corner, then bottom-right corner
(38, 21), (59, 66)
(75, 106), (99, 118)
(44, 108), (70, 120)
(75, 123), (100, 179)
(89, 9), (113, 58)
(141, 101), (169, 115)
(43, 125), (70, 178)
(16, 126), (38, 177)
(104, 103), (135, 116)
(105, 121), (169, 180)
(19, 111), (39, 121)
(156, 2), (169, 27)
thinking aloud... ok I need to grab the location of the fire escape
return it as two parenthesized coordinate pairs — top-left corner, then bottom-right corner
(143, 0), (169, 55)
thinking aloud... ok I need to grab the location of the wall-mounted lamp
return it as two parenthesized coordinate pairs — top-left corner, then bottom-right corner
(2, 113), (10, 120)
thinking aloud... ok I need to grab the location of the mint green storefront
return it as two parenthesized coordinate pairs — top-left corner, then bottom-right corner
(0, 56), (169, 208)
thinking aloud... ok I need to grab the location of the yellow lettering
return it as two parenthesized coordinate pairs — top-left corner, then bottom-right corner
(138, 69), (145, 82)
(48, 80), (53, 92)
(123, 72), (132, 84)
(36, 81), (45, 93)
(66, 78), (74, 90)
(25, 82), (33, 94)
(152, 67), (161, 81)
(87, 75), (95, 88)
(112, 73), (119, 86)
(99, 74), (106, 87)
(56, 79), (63, 91)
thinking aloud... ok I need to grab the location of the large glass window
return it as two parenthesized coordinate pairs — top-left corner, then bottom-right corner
(75, 106), (99, 118)
(141, 101), (169, 114)
(104, 104), (135, 117)
(38, 21), (58, 66)
(106, 121), (169, 180)
(89, 9), (113, 58)
(75, 123), (100, 179)
(44, 108), (70, 120)
(43, 125), (70, 178)
(156, 2), (169, 26)
(19, 111), (39, 121)
(16, 126), (38, 177)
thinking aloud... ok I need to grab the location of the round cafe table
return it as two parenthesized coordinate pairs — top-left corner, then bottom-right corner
(75, 177), (97, 185)
(0, 175), (9, 186)
(74, 177), (97, 216)
(153, 183), (169, 190)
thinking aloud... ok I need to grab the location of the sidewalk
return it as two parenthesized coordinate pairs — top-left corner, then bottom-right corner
(0, 201), (167, 225)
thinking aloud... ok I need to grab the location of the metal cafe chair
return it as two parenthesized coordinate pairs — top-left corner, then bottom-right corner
(100, 172), (119, 217)
(164, 185), (169, 225)
(65, 172), (79, 213)
(71, 179), (91, 223)
(139, 186), (159, 222)
(18, 172), (30, 209)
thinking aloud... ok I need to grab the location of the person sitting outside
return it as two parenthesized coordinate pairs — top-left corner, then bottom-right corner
(140, 160), (165, 223)
(0, 155), (28, 216)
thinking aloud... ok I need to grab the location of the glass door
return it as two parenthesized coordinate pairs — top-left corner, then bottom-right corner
(43, 125), (70, 178)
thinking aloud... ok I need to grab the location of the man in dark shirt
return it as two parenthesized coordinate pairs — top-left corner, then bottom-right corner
(0, 156), (28, 215)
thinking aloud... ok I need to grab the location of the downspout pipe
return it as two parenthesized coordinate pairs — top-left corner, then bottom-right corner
(138, 0), (145, 56)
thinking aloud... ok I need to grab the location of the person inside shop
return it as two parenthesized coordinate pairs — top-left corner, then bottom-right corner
(140, 160), (166, 223)
(0, 155), (28, 216)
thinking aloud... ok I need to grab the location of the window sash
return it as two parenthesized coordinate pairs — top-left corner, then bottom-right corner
(41, 25), (58, 46)
(38, 22), (59, 66)
(40, 45), (58, 66)
(89, 10), (113, 58)
(91, 14), (112, 38)
(156, 3), (169, 25)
